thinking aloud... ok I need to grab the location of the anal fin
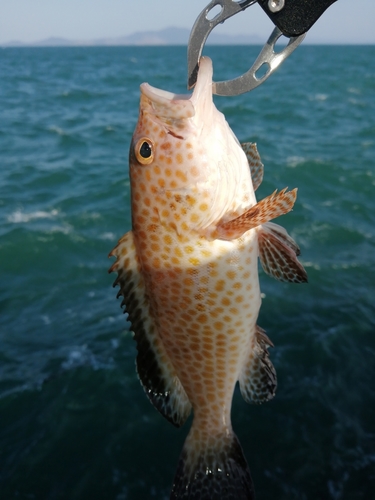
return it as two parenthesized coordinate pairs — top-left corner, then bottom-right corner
(109, 231), (192, 427)
(258, 222), (308, 283)
(216, 188), (297, 240)
(239, 326), (277, 405)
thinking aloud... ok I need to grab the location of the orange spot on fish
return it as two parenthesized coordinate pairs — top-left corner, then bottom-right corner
(152, 257), (161, 269)
(221, 297), (231, 306)
(189, 257), (200, 266)
(183, 277), (194, 286)
(176, 153), (183, 164)
(176, 170), (187, 182)
(209, 267), (218, 278)
(215, 280), (225, 292)
(186, 195), (196, 206)
(147, 224), (159, 233)
(197, 313), (208, 323)
(174, 247), (183, 258)
(214, 321), (224, 331)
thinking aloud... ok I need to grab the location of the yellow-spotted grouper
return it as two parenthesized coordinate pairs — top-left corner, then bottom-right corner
(109, 56), (307, 500)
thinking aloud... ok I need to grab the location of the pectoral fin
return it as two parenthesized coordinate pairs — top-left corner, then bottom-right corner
(241, 142), (264, 191)
(258, 222), (308, 283)
(239, 326), (277, 405)
(216, 188), (297, 240)
(109, 231), (191, 427)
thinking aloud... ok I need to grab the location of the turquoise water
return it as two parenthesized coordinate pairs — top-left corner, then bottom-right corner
(0, 45), (374, 499)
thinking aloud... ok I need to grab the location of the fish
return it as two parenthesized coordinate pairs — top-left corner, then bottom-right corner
(109, 56), (307, 500)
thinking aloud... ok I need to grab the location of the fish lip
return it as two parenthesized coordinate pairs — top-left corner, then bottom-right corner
(139, 56), (213, 119)
(140, 82), (195, 120)
(140, 84), (190, 105)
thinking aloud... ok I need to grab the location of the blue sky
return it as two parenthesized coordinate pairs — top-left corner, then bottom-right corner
(0, 0), (374, 44)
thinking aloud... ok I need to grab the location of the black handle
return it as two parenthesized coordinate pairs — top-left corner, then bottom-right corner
(257, 0), (338, 37)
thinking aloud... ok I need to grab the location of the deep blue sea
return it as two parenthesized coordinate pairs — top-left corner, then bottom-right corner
(0, 45), (374, 499)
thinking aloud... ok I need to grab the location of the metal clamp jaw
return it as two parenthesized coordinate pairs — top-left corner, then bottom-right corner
(187, 0), (337, 96)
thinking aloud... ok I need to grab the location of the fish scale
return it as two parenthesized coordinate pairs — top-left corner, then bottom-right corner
(109, 56), (307, 499)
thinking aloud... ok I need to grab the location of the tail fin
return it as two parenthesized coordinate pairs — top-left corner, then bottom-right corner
(170, 428), (255, 500)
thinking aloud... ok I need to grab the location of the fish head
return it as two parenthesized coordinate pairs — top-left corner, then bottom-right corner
(129, 57), (253, 235)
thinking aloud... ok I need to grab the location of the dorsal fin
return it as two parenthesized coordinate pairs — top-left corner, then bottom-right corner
(239, 326), (277, 405)
(241, 142), (264, 191)
(258, 222), (308, 283)
(109, 231), (192, 427)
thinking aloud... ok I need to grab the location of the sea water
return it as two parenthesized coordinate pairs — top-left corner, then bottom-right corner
(0, 45), (374, 499)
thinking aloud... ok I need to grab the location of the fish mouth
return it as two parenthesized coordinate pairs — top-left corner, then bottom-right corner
(140, 57), (213, 121)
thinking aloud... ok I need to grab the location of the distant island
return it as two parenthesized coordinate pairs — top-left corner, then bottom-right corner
(1, 26), (263, 47)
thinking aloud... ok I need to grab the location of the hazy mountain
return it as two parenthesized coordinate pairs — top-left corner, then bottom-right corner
(1, 26), (263, 47)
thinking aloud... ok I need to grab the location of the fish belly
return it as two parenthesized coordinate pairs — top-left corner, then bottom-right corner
(140, 229), (261, 426)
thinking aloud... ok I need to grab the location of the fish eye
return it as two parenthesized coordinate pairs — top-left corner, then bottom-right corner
(134, 137), (155, 165)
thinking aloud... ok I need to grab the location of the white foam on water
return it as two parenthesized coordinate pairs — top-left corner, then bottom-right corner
(347, 87), (361, 95)
(286, 156), (306, 168)
(316, 93), (328, 101)
(7, 208), (59, 223)
(49, 125), (67, 135)
(100, 232), (116, 241)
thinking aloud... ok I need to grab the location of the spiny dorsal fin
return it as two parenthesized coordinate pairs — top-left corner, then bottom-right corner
(258, 222), (308, 283)
(241, 142), (264, 191)
(109, 231), (192, 427)
(215, 188), (297, 240)
(239, 325), (277, 405)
